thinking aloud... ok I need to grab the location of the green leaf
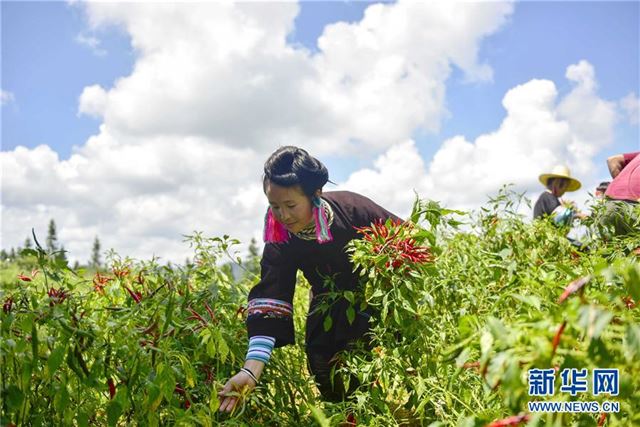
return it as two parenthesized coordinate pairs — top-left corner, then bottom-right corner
(106, 400), (122, 427)
(180, 356), (196, 388)
(308, 404), (331, 427)
(344, 291), (354, 304)
(76, 411), (90, 427)
(578, 305), (612, 341)
(511, 294), (541, 310)
(323, 315), (333, 332)
(21, 361), (33, 390)
(217, 336), (229, 364)
(209, 386), (220, 413)
(625, 324), (640, 359)
(346, 306), (355, 325)
(46, 344), (67, 378)
(3, 385), (24, 412)
(54, 383), (70, 414)
(206, 338), (216, 358)
(146, 384), (163, 412)
(625, 264), (640, 301)
(31, 323), (39, 363)
(480, 330), (494, 360)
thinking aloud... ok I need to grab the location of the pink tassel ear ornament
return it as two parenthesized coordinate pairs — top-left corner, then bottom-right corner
(263, 208), (290, 243)
(313, 196), (333, 244)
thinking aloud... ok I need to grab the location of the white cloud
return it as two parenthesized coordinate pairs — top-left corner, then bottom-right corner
(75, 33), (107, 56)
(340, 60), (619, 217)
(620, 92), (639, 125)
(1, 1), (515, 262)
(78, 84), (108, 118)
(74, 1), (513, 154)
(1, 90), (15, 106)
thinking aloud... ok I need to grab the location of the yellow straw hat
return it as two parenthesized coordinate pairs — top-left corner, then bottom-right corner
(538, 165), (582, 192)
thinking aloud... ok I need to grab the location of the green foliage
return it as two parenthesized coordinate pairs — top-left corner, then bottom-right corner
(1, 190), (638, 426)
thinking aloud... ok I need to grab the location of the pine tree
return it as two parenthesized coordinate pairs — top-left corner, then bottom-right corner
(91, 236), (101, 268)
(46, 219), (58, 254)
(0, 249), (8, 261)
(24, 237), (33, 249)
(56, 245), (68, 265)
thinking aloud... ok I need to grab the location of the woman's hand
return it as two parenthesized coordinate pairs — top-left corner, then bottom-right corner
(218, 371), (256, 413)
(218, 360), (264, 413)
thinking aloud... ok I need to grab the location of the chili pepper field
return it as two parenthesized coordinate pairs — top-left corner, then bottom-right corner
(1, 190), (639, 426)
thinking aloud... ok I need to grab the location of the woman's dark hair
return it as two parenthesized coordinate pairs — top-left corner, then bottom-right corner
(263, 146), (329, 196)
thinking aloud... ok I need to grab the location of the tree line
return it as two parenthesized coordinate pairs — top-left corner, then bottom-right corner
(0, 219), (102, 269)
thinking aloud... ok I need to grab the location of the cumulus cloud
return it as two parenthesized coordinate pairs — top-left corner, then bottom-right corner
(78, 84), (108, 118)
(1, 90), (15, 106)
(74, 1), (513, 154)
(2, 1), (515, 262)
(1, 135), (265, 262)
(341, 60), (619, 217)
(620, 92), (639, 125)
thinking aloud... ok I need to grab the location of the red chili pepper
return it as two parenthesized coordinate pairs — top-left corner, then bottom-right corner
(113, 267), (130, 279)
(345, 412), (356, 426)
(487, 413), (530, 427)
(203, 301), (215, 322)
(93, 272), (113, 294)
(597, 412), (607, 426)
(551, 321), (567, 359)
(558, 275), (591, 303)
(108, 378), (116, 399)
(3, 297), (13, 313)
(622, 296), (636, 309)
(463, 361), (480, 369)
(17, 274), (32, 282)
(47, 288), (68, 306)
(187, 308), (207, 327)
(124, 287), (142, 304)
(202, 365), (214, 384)
(135, 271), (145, 285)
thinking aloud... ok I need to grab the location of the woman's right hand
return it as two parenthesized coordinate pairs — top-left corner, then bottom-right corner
(218, 371), (256, 413)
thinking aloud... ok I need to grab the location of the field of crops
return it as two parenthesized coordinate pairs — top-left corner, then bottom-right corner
(1, 190), (639, 426)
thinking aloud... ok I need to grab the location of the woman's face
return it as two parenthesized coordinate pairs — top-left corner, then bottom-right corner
(265, 181), (316, 234)
(550, 178), (570, 197)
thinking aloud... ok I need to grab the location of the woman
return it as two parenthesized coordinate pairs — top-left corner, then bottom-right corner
(218, 146), (400, 411)
(533, 165), (583, 224)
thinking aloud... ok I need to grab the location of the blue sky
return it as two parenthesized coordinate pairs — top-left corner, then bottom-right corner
(1, 1), (639, 261)
(4, 1), (637, 166)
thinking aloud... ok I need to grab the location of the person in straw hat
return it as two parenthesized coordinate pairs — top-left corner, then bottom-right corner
(533, 165), (584, 225)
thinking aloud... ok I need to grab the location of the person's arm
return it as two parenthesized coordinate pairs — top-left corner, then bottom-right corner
(218, 243), (297, 413)
(607, 154), (626, 178)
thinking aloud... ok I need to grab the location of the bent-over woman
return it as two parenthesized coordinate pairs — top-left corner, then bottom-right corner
(218, 146), (400, 410)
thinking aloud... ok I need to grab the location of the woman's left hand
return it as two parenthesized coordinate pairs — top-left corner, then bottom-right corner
(218, 371), (256, 413)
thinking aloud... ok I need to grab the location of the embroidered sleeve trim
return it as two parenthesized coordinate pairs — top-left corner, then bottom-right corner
(247, 298), (293, 320)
